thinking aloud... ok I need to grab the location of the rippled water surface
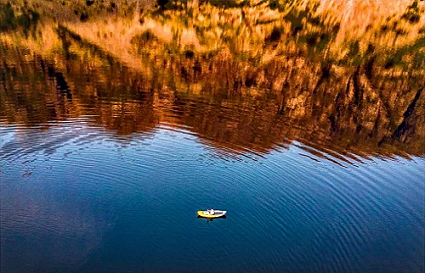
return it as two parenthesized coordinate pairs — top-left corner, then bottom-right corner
(1, 0), (425, 272)
(1, 120), (424, 273)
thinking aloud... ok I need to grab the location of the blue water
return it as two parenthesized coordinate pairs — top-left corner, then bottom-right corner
(1, 121), (424, 273)
(1, 7), (424, 271)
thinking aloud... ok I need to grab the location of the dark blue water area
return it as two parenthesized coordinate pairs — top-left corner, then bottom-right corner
(1, 123), (424, 273)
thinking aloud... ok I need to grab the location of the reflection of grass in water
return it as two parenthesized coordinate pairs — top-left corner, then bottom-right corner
(2, 0), (424, 74)
(0, 0), (152, 24)
(1, 0), (424, 157)
(140, 0), (423, 63)
(401, 0), (421, 23)
(385, 36), (425, 69)
(0, 2), (40, 38)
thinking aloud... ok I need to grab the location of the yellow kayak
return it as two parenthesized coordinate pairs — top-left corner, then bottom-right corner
(197, 209), (227, 218)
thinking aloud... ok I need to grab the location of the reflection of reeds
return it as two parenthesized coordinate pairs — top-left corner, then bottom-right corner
(2, 42), (423, 158)
(1, 0), (424, 96)
(1, 0), (424, 158)
(2, 0), (424, 70)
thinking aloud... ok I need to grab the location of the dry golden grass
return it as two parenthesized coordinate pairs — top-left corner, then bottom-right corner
(1, 0), (423, 75)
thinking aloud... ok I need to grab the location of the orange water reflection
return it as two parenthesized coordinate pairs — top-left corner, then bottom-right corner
(1, 0), (424, 161)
